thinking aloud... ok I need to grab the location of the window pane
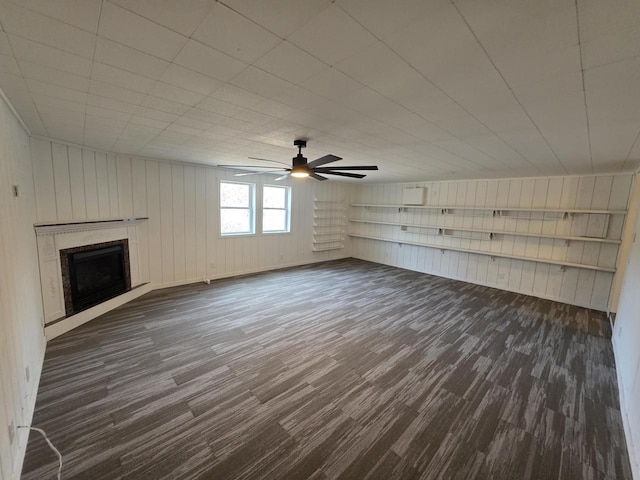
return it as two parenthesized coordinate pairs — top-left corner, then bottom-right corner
(221, 182), (249, 208)
(221, 208), (251, 234)
(263, 186), (285, 208)
(263, 209), (286, 232)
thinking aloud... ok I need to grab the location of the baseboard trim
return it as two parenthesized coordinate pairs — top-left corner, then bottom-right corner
(352, 254), (607, 312)
(44, 283), (153, 340)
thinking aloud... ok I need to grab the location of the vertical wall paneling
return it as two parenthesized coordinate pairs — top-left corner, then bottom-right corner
(116, 156), (133, 218)
(30, 138), (56, 221)
(82, 149), (99, 219)
(159, 162), (174, 284)
(171, 164), (186, 283)
(351, 174), (632, 310)
(67, 147), (86, 219)
(145, 160), (162, 285)
(106, 155), (119, 217)
(0, 95), (46, 480)
(183, 166), (197, 281)
(95, 152), (110, 218)
(51, 143), (72, 220)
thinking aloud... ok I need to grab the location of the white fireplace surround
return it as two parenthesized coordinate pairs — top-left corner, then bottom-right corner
(35, 218), (150, 339)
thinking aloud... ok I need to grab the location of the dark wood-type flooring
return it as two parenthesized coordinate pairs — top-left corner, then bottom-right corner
(22, 258), (631, 479)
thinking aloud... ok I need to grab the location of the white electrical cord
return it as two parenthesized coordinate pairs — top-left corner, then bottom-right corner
(18, 426), (62, 480)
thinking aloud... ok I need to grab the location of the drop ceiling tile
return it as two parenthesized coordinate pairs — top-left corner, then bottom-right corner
(0, 1), (96, 58)
(149, 82), (204, 106)
(254, 41), (327, 84)
(141, 95), (191, 116)
(0, 31), (11, 55)
(193, 3), (281, 64)
(92, 62), (157, 94)
(87, 93), (139, 115)
(89, 80), (146, 105)
(109, 0), (214, 36)
(160, 64), (222, 96)
(288, 5), (377, 66)
(129, 115), (171, 130)
(250, 99), (298, 119)
(183, 107), (226, 125)
(233, 109), (274, 126)
(86, 105), (131, 123)
(173, 39), (248, 82)
(94, 37), (170, 80)
(230, 66), (293, 99)
(8, 35), (93, 76)
(11, 0), (102, 32)
(173, 115), (215, 131)
(26, 77), (88, 103)
(578, 0), (640, 69)
(19, 59), (90, 91)
(299, 67), (361, 101)
(337, 0), (446, 40)
(197, 96), (245, 117)
(0, 53), (19, 74)
(134, 104), (179, 123)
(98, 2), (187, 61)
(221, 0), (331, 38)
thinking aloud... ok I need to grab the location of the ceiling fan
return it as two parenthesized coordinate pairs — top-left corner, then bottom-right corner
(219, 140), (378, 181)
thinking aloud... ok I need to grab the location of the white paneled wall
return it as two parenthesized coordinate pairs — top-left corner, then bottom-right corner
(30, 138), (351, 290)
(0, 98), (46, 479)
(351, 175), (632, 310)
(613, 175), (640, 479)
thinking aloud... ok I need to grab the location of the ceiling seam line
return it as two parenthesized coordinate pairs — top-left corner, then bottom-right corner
(574, 0), (594, 173)
(450, 0), (570, 175)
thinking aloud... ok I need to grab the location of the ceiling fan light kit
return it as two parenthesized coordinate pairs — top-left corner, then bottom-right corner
(221, 140), (379, 182)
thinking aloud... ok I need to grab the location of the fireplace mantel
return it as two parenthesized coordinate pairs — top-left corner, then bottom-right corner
(35, 217), (150, 339)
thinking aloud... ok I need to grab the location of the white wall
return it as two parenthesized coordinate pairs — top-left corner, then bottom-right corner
(0, 97), (47, 479)
(29, 138), (351, 290)
(351, 175), (632, 311)
(613, 172), (640, 479)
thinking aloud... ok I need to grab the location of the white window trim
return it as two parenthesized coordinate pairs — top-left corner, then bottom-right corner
(220, 180), (256, 237)
(262, 184), (291, 234)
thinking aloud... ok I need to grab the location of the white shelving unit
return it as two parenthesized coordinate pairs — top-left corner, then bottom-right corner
(349, 203), (626, 273)
(313, 199), (345, 252)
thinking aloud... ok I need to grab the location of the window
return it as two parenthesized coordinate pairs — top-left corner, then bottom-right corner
(262, 185), (291, 233)
(220, 181), (255, 235)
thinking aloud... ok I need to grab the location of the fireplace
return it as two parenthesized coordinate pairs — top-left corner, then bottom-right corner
(60, 240), (131, 316)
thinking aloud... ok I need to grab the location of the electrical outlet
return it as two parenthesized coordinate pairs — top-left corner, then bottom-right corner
(209, 262), (215, 269)
(8, 420), (15, 444)
(498, 273), (506, 280)
(25, 366), (30, 382)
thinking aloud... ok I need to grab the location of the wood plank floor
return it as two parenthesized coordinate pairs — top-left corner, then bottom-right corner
(21, 258), (631, 479)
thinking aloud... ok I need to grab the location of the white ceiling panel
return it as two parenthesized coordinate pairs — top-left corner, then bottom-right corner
(254, 41), (327, 85)
(109, 0), (214, 37)
(221, 0), (331, 38)
(0, 0), (638, 181)
(173, 39), (247, 82)
(98, 2), (187, 61)
(0, 1), (96, 58)
(288, 5), (377, 66)
(193, 3), (281, 64)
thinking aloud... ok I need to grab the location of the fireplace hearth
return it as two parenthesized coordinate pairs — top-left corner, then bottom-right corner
(60, 240), (131, 316)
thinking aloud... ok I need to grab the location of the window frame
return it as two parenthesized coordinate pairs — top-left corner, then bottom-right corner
(261, 184), (292, 234)
(219, 180), (256, 237)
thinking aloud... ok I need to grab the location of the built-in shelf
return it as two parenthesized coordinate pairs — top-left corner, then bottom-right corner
(350, 204), (627, 216)
(348, 219), (621, 245)
(348, 234), (616, 273)
(313, 198), (345, 252)
(349, 201), (622, 273)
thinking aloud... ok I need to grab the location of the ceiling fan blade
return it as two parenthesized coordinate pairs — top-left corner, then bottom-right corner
(233, 169), (286, 177)
(314, 166), (378, 171)
(275, 173), (290, 181)
(247, 157), (291, 167)
(309, 172), (328, 181)
(307, 154), (342, 168)
(319, 171), (366, 179)
(219, 164), (287, 170)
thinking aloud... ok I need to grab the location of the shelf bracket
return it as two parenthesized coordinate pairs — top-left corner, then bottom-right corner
(489, 256), (496, 262)
(440, 248), (446, 254)
(557, 265), (566, 272)
(441, 208), (448, 215)
(400, 225), (407, 231)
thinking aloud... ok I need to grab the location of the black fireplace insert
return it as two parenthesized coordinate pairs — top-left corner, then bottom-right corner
(60, 240), (131, 315)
